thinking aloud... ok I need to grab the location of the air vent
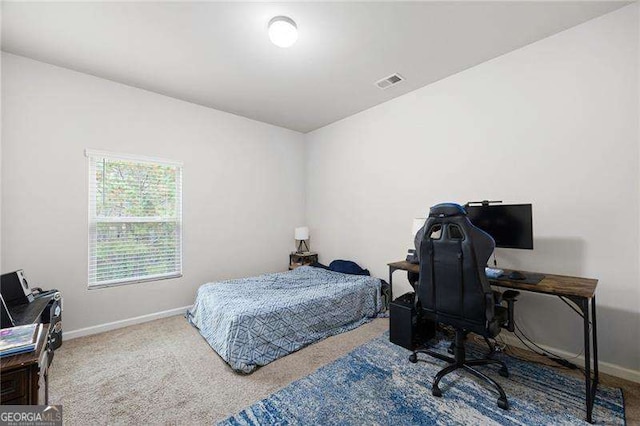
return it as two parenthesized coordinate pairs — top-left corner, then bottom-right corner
(375, 73), (404, 90)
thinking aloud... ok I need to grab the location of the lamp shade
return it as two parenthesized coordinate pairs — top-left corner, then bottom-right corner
(294, 226), (309, 240)
(412, 218), (426, 237)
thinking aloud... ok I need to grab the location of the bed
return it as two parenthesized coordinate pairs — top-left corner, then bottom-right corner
(187, 265), (384, 374)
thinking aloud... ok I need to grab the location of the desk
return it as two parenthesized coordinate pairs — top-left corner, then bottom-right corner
(388, 260), (599, 423)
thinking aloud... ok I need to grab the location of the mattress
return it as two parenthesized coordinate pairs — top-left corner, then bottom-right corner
(187, 266), (383, 373)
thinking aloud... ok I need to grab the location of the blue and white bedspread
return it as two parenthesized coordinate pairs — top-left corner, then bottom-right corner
(187, 266), (384, 374)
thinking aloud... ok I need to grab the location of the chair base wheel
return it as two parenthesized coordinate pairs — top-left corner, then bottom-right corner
(432, 387), (442, 397)
(497, 398), (509, 410)
(409, 353), (418, 363)
(499, 367), (509, 378)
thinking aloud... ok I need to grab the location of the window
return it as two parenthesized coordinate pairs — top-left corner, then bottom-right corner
(87, 150), (182, 288)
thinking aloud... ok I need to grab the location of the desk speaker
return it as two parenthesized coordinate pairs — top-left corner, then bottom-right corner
(1, 270), (34, 306)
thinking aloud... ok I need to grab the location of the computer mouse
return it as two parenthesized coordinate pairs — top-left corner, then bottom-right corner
(508, 271), (526, 280)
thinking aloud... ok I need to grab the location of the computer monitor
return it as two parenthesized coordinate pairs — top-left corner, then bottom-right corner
(466, 203), (533, 249)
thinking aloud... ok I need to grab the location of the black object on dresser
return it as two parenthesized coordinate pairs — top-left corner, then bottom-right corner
(5, 292), (63, 353)
(41, 292), (63, 352)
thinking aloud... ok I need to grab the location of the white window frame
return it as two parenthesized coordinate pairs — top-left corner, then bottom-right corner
(86, 149), (183, 289)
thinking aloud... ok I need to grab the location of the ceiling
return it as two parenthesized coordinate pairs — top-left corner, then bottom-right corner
(1, 1), (630, 133)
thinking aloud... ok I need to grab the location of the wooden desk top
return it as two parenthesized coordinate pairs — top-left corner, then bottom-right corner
(388, 260), (598, 299)
(388, 260), (419, 273)
(0, 324), (49, 371)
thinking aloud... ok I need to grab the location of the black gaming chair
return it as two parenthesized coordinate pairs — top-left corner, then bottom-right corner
(411, 203), (519, 410)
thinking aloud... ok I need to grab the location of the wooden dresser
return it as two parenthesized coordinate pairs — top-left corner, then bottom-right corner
(0, 324), (50, 405)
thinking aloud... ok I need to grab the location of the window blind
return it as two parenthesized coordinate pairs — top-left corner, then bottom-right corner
(87, 150), (183, 288)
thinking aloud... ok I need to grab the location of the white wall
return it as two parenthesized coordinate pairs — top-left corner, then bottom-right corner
(307, 5), (640, 372)
(1, 3), (638, 376)
(1, 53), (306, 333)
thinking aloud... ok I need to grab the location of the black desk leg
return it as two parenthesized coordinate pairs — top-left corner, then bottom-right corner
(592, 295), (599, 385)
(582, 297), (592, 423)
(388, 267), (395, 302)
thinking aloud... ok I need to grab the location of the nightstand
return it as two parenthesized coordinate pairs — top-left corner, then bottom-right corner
(289, 252), (318, 270)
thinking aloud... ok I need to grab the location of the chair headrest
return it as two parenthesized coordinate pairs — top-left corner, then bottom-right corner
(429, 203), (467, 218)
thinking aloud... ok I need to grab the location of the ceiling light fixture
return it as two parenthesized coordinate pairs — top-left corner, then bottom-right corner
(268, 16), (298, 48)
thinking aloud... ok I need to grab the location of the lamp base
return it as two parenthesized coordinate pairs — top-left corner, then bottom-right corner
(297, 240), (310, 253)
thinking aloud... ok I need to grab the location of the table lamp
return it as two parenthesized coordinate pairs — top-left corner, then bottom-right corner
(295, 226), (310, 253)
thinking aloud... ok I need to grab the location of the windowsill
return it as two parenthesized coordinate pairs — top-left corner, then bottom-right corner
(88, 273), (183, 289)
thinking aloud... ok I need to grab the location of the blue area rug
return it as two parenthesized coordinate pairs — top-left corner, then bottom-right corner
(220, 333), (624, 425)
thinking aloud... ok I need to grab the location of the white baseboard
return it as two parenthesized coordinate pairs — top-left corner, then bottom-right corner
(499, 334), (640, 384)
(64, 305), (192, 340)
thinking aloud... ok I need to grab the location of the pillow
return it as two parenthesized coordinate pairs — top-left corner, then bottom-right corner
(329, 260), (370, 276)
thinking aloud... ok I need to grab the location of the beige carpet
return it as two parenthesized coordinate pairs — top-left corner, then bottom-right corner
(50, 315), (639, 425)
(49, 315), (389, 425)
